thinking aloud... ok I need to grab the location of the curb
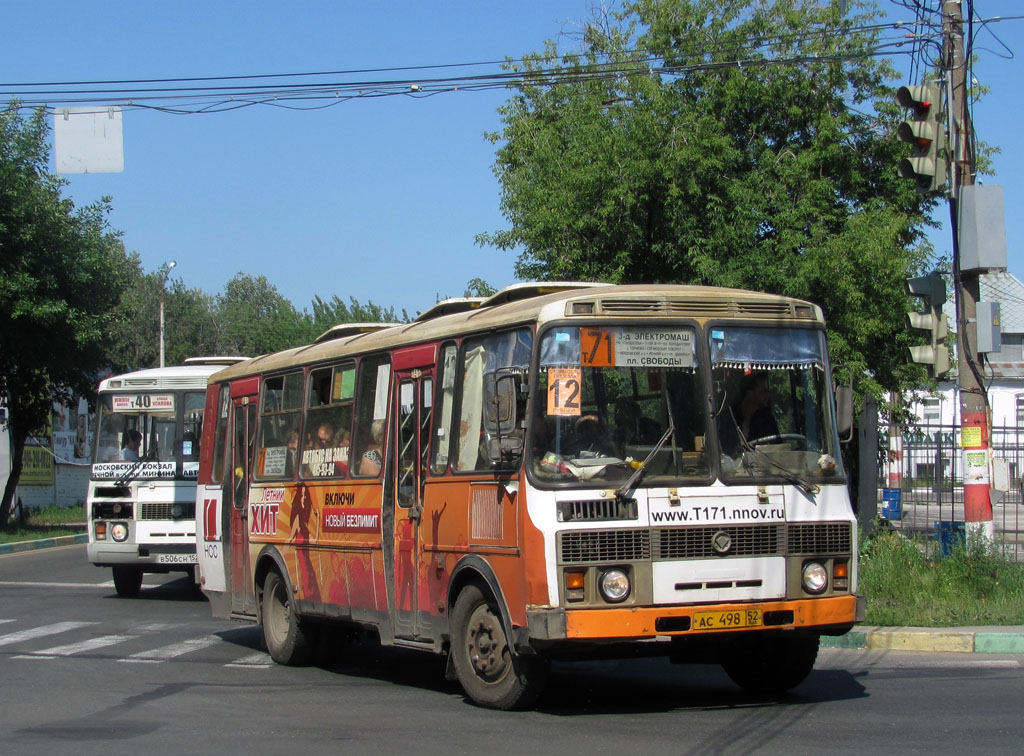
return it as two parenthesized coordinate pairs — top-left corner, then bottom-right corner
(822, 625), (1024, 655)
(0, 533), (89, 555)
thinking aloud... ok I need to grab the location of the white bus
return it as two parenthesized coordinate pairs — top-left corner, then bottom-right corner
(88, 357), (245, 596)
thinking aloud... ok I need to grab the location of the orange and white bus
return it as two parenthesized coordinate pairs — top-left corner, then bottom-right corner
(196, 283), (860, 709)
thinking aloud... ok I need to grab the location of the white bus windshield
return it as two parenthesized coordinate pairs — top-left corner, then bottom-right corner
(92, 391), (205, 479)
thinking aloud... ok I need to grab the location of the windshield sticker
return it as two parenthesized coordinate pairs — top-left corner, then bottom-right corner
(547, 368), (582, 416)
(92, 461), (175, 478)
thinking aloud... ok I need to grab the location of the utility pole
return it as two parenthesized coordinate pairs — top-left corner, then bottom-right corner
(159, 260), (177, 369)
(943, 0), (994, 541)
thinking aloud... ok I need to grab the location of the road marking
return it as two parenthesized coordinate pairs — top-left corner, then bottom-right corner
(118, 635), (221, 664)
(13, 634), (137, 659)
(0, 621), (98, 647)
(225, 651), (273, 669)
(0, 581), (113, 589)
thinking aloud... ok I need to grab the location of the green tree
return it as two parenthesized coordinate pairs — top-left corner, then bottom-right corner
(0, 105), (134, 526)
(480, 0), (940, 399)
(215, 272), (310, 357)
(310, 294), (409, 336)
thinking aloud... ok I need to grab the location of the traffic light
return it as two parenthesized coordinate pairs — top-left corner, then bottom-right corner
(897, 83), (947, 195)
(906, 272), (951, 377)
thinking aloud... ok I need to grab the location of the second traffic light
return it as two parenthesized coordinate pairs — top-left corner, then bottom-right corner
(897, 83), (947, 195)
(906, 272), (951, 378)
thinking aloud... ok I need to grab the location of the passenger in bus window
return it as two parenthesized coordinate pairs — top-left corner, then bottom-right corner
(333, 428), (351, 476)
(315, 423), (334, 448)
(285, 430), (299, 477)
(356, 419), (385, 476)
(359, 448), (382, 476)
(119, 430), (142, 461)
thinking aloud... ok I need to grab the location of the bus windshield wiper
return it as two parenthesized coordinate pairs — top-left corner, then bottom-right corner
(737, 435), (819, 496)
(615, 414), (676, 502)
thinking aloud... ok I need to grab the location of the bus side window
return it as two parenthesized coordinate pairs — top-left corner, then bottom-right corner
(211, 386), (230, 484)
(430, 343), (458, 474)
(352, 356), (390, 478)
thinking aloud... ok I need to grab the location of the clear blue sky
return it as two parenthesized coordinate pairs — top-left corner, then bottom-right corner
(3, 1), (1021, 318)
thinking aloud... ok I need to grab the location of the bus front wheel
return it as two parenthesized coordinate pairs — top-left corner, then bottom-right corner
(261, 571), (315, 666)
(720, 634), (820, 694)
(450, 583), (548, 710)
(112, 566), (143, 598)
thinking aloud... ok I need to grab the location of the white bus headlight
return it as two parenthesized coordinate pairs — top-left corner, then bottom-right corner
(171, 503), (184, 518)
(802, 561), (828, 594)
(599, 568), (631, 603)
(110, 522), (130, 542)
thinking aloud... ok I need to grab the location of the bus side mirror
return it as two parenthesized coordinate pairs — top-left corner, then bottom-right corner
(485, 374), (524, 468)
(835, 385), (854, 443)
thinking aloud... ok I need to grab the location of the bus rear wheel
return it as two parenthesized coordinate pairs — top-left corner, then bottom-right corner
(450, 583), (548, 710)
(720, 634), (820, 695)
(112, 566), (143, 598)
(261, 571), (315, 666)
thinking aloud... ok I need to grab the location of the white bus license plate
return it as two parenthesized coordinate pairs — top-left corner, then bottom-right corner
(692, 608), (762, 630)
(156, 553), (198, 565)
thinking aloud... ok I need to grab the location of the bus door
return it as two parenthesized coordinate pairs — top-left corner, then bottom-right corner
(227, 380), (259, 618)
(391, 346), (436, 640)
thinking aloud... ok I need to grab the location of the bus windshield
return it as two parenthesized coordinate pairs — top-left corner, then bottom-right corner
(93, 391), (205, 479)
(530, 324), (844, 487)
(531, 325), (709, 485)
(711, 326), (842, 482)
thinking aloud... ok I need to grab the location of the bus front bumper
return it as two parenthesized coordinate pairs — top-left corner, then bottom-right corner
(87, 541), (197, 569)
(527, 595), (861, 642)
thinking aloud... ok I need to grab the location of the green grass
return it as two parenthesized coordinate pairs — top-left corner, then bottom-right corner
(0, 504), (86, 545)
(859, 527), (1024, 626)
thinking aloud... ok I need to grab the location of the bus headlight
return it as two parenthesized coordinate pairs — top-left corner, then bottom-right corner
(802, 561), (828, 594)
(599, 568), (631, 603)
(171, 503), (184, 519)
(110, 522), (130, 543)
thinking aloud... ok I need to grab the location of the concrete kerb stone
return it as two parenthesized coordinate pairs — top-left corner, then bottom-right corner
(822, 625), (1024, 655)
(0, 533), (89, 555)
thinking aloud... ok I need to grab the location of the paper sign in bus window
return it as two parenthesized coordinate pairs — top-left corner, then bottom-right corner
(615, 328), (694, 368)
(580, 328), (615, 367)
(547, 368), (582, 416)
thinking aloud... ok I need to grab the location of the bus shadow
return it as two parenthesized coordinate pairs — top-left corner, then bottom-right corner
(533, 658), (868, 716)
(288, 635), (868, 714)
(100, 574), (207, 602)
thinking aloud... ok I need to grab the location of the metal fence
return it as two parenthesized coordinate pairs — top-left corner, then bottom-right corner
(877, 423), (1024, 562)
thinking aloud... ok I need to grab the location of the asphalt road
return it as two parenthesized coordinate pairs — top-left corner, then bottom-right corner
(2, 544), (1023, 756)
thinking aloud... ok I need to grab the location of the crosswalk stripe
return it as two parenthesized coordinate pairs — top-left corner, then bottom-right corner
(0, 621), (98, 647)
(225, 651), (272, 668)
(13, 634), (137, 659)
(118, 635), (221, 663)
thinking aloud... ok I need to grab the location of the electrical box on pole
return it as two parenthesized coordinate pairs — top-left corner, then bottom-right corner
(897, 83), (947, 195)
(906, 272), (951, 377)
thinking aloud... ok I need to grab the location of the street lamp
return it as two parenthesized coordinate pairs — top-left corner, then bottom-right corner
(159, 260), (176, 368)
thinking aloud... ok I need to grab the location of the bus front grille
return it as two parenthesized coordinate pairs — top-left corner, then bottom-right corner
(654, 524), (785, 559)
(558, 529), (650, 564)
(139, 502), (196, 520)
(558, 522), (852, 564)
(787, 522), (852, 554)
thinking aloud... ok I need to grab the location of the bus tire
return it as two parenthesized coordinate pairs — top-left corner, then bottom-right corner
(112, 566), (144, 598)
(721, 634), (820, 695)
(450, 583), (548, 710)
(261, 570), (315, 666)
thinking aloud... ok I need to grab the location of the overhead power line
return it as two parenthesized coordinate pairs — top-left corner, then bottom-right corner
(1, 14), (1017, 117)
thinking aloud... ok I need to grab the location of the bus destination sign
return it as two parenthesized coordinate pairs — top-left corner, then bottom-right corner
(111, 394), (175, 412)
